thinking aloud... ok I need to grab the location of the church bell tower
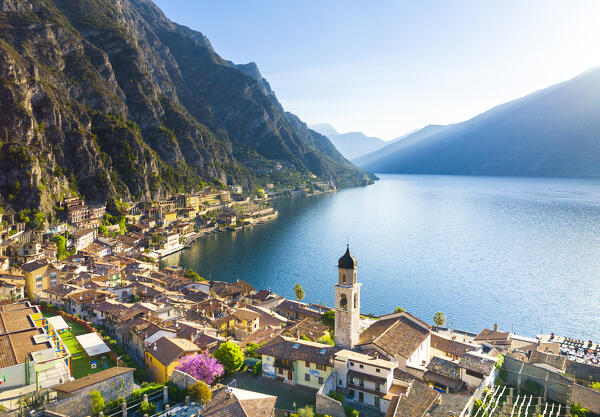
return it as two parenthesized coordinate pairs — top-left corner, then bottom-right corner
(334, 245), (361, 349)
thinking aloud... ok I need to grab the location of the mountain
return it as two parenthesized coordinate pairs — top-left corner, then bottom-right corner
(0, 0), (374, 215)
(355, 125), (447, 167)
(310, 125), (387, 160)
(356, 68), (600, 177)
(310, 124), (339, 137)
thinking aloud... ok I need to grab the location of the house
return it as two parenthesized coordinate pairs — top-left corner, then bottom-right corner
(72, 228), (97, 251)
(211, 280), (255, 302)
(274, 299), (323, 322)
(474, 325), (512, 348)
(257, 336), (335, 389)
(202, 386), (276, 417)
(0, 276), (25, 300)
(423, 356), (464, 393)
(0, 302), (72, 392)
(144, 336), (200, 383)
(21, 259), (51, 297)
(430, 333), (478, 361)
(217, 212), (236, 226)
(334, 349), (408, 413)
(457, 351), (498, 388)
(357, 311), (432, 376)
(65, 289), (115, 317)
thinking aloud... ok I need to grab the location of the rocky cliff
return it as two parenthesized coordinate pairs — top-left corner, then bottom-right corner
(0, 0), (373, 214)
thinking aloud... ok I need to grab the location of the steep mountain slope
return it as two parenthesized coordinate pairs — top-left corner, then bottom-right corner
(0, 0), (373, 214)
(357, 68), (600, 177)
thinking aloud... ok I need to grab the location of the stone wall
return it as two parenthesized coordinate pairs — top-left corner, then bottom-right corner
(503, 355), (572, 404)
(170, 369), (200, 390)
(571, 383), (600, 415)
(315, 374), (345, 417)
(46, 370), (134, 417)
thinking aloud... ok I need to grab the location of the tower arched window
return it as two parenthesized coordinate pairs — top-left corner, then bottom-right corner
(354, 293), (358, 309)
(342, 274), (346, 285)
(340, 294), (347, 310)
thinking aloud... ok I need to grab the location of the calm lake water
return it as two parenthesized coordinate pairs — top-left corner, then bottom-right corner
(161, 175), (600, 339)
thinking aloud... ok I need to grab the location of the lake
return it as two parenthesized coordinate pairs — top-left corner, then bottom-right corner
(160, 175), (600, 340)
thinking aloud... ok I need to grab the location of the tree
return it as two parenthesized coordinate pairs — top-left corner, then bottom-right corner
(589, 381), (600, 392)
(189, 381), (212, 404)
(53, 235), (68, 259)
(433, 311), (446, 329)
(244, 343), (260, 359)
(184, 269), (205, 282)
(570, 402), (589, 417)
(213, 342), (244, 373)
(90, 390), (105, 416)
(176, 352), (224, 384)
(293, 283), (305, 303)
(98, 225), (108, 235)
(253, 361), (262, 376)
(394, 306), (405, 313)
(321, 310), (335, 330)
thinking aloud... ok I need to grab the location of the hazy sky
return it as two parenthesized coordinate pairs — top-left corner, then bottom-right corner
(154, 1), (600, 140)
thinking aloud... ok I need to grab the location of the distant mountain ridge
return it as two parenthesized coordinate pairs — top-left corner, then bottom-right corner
(356, 68), (600, 177)
(311, 125), (387, 160)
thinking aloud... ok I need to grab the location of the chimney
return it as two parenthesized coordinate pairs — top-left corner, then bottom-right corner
(493, 323), (498, 332)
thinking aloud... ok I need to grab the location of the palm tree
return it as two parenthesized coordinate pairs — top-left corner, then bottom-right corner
(294, 283), (305, 303)
(433, 311), (446, 330)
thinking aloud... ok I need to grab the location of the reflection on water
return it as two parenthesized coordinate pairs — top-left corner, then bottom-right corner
(161, 175), (600, 339)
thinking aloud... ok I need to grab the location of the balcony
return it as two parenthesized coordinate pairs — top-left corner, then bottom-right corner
(274, 359), (294, 370)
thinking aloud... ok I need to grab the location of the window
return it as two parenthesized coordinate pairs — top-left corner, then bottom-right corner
(278, 368), (283, 375)
(376, 368), (380, 373)
(340, 294), (347, 310)
(305, 361), (310, 368)
(466, 369), (484, 379)
(375, 383), (380, 392)
(350, 362), (354, 367)
(317, 364), (327, 371)
(342, 274), (346, 284)
(36, 284), (42, 289)
(339, 379), (342, 385)
(305, 373), (310, 381)
(359, 378), (364, 388)
(354, 293), (358, 308)
(318, 376), (324, 384)
(375, 396), (380, 408)
(36, 276), (42, 282)
(359, 364), (364, 369)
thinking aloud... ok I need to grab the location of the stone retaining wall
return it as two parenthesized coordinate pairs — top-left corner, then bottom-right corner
(315, 373), (345, 417)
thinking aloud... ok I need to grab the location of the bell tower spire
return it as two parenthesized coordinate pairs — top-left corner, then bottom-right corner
(334, 245), (361, 349)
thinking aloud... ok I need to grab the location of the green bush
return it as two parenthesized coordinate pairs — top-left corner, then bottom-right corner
(105, 397), (125, 412)
(131, 383), (163, 401)
(344, 405), (359, 417)
(328, 391), (344, 403)
(166, 381), (186, 403)
(90, 390), (105, 416)
(139, 400), (156, 415)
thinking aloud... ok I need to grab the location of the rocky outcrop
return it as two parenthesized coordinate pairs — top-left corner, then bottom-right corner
(0, 0), (373, 214)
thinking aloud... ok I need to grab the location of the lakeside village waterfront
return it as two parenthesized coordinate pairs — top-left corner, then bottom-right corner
(0, 187), (599, 416)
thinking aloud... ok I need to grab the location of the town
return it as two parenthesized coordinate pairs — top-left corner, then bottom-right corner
(0, 208), (598, 417)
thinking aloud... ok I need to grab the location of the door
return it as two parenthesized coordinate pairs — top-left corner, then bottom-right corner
(358, 392), (364, 403)
(288, 369), (292, 380)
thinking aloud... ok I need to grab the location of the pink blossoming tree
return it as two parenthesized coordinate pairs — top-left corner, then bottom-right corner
(176, 351), (224, 385)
